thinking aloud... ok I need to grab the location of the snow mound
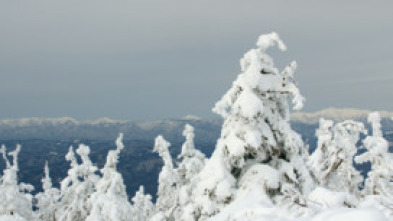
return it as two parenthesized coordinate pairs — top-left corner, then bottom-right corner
(0, 215), (27, 221)
(311, 208), (388, 221)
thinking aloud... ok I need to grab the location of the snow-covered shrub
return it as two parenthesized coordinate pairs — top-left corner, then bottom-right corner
(309, 119), (366, 196)
(174, 124), (206, 220)
(131, 186), (155, 221)
(0, 145), (35, 220)
(355, 112), (393, 196)
(177, 124), (206, 186)
(35, 162), (61, 221)
(153, 135), (180, 219)
(56, 145), (99, 221)
(86, 134), (133, 221)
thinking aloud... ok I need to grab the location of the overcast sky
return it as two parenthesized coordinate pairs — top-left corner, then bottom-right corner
(0, 0), (392, 120)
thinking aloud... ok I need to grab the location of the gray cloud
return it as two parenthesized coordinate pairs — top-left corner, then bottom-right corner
(0, 0), (392, 120)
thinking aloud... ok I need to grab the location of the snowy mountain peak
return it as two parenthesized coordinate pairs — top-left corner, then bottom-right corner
(0, 117), (80, 127)
(291, 108), (393, 124)
(182, 115), (201, 121)
(86, 117), (127, 125)
(0, 117), (130, 127)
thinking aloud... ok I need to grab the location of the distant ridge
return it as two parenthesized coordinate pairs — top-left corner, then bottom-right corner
(292, 108), (393, 124)
(0, 117), (128, 127)
(0, 108), (392, 140)
(1, 108), (393, 127)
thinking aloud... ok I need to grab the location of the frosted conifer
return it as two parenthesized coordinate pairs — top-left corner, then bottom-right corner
(86, 134), (133, 221)
(0, 145), (35, 220)
(174, 124), (206, 220)
(153, 135), (179, 220)
(35, 162), (61, 221)
(310, 119), (366, 195)
(56, 145), (99, 221)
(355, 112), (393, 196)
(131, 186), (155, 221)
(189, 32), (313, 219)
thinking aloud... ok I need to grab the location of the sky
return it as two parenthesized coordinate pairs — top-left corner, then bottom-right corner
(0, 0), (392, 121)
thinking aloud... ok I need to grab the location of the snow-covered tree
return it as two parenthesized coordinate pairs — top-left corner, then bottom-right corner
(355, 112), (393, 196)
(0, 145), (35, 220)
(86, 134), (133, 221)
(174, 124), (206, 220)
(56, 145), (99, 221)
(153, 135), (179, 220)
(177, 124), (206, 184)
(309, 119), (366, 195)
(308, 118), (334, 183)
(131, 185), (155, 221)
(35, 162), (61, 221)
(189, 32), (313, 219)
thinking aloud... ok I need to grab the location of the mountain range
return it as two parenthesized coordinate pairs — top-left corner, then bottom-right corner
(1, 108), (392, 141)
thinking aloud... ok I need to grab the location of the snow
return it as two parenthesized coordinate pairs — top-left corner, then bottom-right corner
(211, 202), (389, 221)
(257, 32), (287, 52)
(0, 215), (27, 221)
(311, 208), (388, 221)
(233, 88), (264, 119)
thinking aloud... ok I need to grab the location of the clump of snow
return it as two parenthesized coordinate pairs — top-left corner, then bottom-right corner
(257, 32), (287, 52)
(308, 187), (355, 208)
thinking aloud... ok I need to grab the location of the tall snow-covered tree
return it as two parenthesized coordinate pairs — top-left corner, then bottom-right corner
(35, 162), (61, 221)
(355, 112), (393, 196)
(86, 133), (133, 221)
(309, 119), (366, 195)
(153, 135), (179, 220)
(56, 145), (99, 221)
(189, 32), (313, 219)
(174, 124), (206, 220)
(177, 124), (206, 184)
(131, 186), (155, 221)
(0, 145), (35, 220)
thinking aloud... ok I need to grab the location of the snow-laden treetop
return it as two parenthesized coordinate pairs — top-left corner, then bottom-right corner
(213, 32), (304, 119)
